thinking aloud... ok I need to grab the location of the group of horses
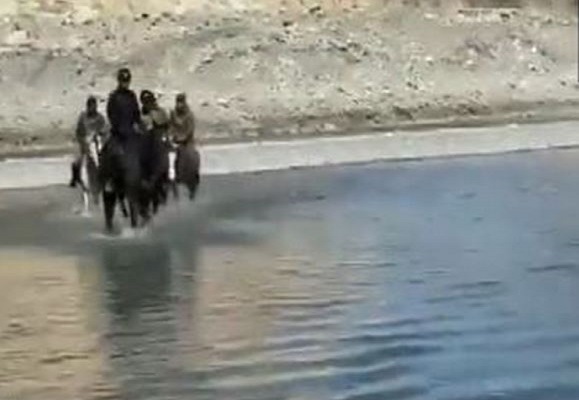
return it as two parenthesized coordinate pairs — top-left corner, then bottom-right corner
(76, 130), (200, 233)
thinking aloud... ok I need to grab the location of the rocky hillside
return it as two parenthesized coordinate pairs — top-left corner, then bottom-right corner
(0, 1), (576, 153)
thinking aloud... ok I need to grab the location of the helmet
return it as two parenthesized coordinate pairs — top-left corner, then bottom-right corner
(117, 68), (131, 83)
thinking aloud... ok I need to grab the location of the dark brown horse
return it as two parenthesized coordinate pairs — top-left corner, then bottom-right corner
(170, 144), (200, 201)
(99, 136), (148, 232)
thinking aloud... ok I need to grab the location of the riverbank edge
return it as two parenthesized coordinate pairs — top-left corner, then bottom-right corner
(1, 99), (579, 160)
(1, 117), (579, 190)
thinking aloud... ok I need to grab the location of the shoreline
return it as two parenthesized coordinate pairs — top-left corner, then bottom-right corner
(1, 118), (578, 190)
(2, 100), (579, 160)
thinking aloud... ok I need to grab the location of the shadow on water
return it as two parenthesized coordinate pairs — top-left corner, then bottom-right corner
(99, 241), (173, 320)
(89, 225), (206, 399)
(81, 187), (274, 399)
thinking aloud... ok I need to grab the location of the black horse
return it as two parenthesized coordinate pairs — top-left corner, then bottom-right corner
(140, 128), (171, 217)
(98, 131), (173, 233)
(99, 136), (146, 232)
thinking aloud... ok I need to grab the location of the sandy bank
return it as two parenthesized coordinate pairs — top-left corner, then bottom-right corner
(0, 2), (575, 154)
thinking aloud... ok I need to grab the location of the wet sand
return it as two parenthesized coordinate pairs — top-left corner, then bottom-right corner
(2, 147), (579, 399)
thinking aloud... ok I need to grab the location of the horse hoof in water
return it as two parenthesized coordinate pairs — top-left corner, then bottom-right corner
(103, 224), (119, 236)
(119, 226), (150, 240)
(73, 206), (91, 217)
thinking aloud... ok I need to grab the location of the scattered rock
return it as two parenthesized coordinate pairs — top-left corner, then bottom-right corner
(392, 106), (414, 121)
(71, 6), (98, 25)
(4, 29), (29, 46)
(500, 12), (511, 22)
(216, 98), (230, 108)
(406, 81), (420, 91)
(201, 55), (214, 65)
(308, 5), (323, 16)
(322, 123), (338, 131)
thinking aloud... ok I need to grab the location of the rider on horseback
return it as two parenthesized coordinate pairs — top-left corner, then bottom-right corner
(140, 90), (170, 138)
(69, 96), (107, 188)
(98, 68), (144, 230)
(169, 93), (196, 148)
(140, 90), (171, 208)
(99, 68), (142, 188)
(169, 93), (200, 200)
(107, 68), (141, 144)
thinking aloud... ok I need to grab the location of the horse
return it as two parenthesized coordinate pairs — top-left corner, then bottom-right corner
(99, 129), (173, 233)
(99, 136), (148, 232)
(76, 135), (102, 216)
(169, 143), (200, 201)
(140, 128), (171, 218)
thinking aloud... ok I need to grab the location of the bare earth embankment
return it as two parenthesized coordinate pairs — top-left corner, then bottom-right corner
(0, 1), (576, 156)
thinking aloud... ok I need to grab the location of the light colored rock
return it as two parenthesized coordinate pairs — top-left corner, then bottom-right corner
(4, 29), (30, 46)
(71, 6), (99, 24)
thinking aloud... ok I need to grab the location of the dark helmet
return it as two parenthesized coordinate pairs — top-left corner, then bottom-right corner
(117, 68), (132, 83)
(86, 95), (97, 107)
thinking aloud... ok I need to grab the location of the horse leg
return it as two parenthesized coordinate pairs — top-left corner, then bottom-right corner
(152, 196), (159, 215)
(82, 189), (90, 215)
(159, 180), (168, 206)
(89, 163), (101, 207)
(118, 193), (129, 218)
(92, 189), (101, 207)
(140, 190), (152, 224)
(188, 173), (200, 201)
(70, 160), (81, 188)
(156, 180), (169, 211)
(149, 184), (159, 215)
(171, 180), (179, 201)
(128, 197), (140, 229)
(103, 191), (116, 233)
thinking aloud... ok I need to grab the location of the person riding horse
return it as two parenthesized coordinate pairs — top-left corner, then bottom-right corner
(140, 89), (171, 214)
(169, 93), (200, 200)
(107, 68), (141, 144)
(99, 68), (144, 231)
(69, 96), (107, 188)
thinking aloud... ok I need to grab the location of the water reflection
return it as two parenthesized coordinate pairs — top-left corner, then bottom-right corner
(100, 242), (172, 319)
(90, 234), (200, 399)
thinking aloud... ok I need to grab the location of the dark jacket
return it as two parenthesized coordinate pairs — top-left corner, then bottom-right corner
(107, 87), (141, 141)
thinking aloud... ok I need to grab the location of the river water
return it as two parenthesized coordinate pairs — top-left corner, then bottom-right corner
(1, 148), (579, 400)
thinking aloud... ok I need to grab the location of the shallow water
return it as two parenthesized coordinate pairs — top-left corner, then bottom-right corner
(2, 148), (579, 400)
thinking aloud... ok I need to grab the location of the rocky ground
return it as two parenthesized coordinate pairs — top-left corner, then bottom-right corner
(0, 4), (576, 155)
